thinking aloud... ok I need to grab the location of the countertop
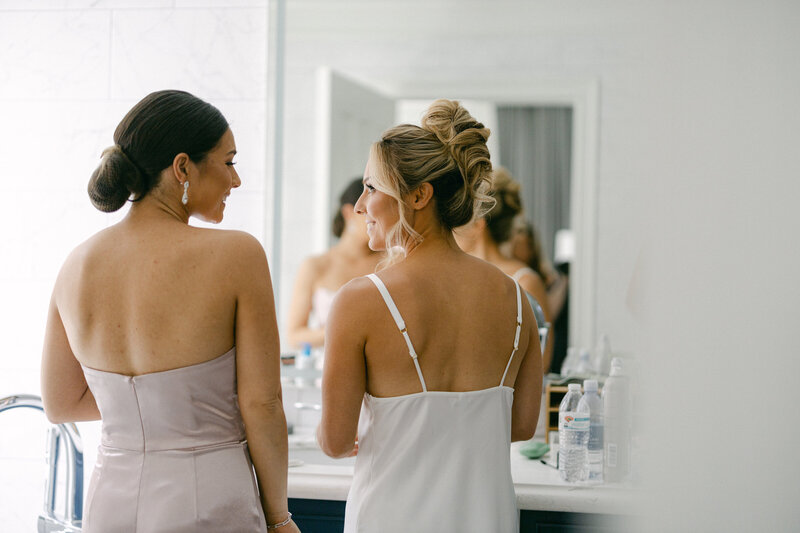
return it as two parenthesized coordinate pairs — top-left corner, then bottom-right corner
(287, 440), (633, 515)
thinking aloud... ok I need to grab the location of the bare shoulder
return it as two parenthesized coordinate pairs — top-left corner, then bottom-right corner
(335, 275), (378, 304)
(54, 226), (117, 290)
(198, 228), (267, 264)
(462, 252), (517, 289)
(329, 275), (380, 321)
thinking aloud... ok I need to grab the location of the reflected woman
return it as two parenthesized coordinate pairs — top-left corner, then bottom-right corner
(454, 167), (554, 373)
(286, 178), (382, 350)
(40, 91), (298, 532)
(318, 99), (542, 533)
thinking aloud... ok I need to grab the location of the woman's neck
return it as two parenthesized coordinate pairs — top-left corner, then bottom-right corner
(335, 229), (374, 259)
(126, 189), (189, 225)
(468, 231), (505, 263)
(404, 223), (461, 259)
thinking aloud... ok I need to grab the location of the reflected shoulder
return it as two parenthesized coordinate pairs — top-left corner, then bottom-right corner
(300, 251), (331, 275)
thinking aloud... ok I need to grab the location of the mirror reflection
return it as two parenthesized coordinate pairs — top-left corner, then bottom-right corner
(284, 75), (581, 374)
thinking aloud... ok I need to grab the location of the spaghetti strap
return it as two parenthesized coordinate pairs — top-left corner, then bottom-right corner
(500, 280), (523, 387)
(367, 274), (428, 392)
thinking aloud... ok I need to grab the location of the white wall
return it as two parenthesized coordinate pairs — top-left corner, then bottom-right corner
(0, 1), (269, 528)
(280, 1), (800, 530)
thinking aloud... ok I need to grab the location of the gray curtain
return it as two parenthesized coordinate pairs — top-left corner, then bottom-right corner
(496, 106), (572, 264)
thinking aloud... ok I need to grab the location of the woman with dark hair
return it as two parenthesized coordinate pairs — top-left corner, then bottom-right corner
(40, 90), (298, 532)
(286, 177), (382, 350)
(318, 100), (542, 532)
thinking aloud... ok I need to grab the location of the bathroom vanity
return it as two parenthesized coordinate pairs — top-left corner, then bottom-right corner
(286, 440), (633, 533)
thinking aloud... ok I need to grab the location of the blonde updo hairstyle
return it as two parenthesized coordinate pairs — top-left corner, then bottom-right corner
(485, 166), (523, 244)
(369, 99), (494, 263)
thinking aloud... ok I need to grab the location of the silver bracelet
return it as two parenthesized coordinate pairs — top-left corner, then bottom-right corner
(267, 512), (292, 530)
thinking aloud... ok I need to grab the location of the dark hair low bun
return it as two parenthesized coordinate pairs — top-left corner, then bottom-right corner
(88, 145), (147, 213)
(88, 90), (229, 212)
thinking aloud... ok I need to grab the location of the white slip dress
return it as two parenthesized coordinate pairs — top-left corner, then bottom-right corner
(343, 273), (522, 533)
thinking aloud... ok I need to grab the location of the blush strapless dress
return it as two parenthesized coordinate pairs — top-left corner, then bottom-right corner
(80, 348), (267, 532)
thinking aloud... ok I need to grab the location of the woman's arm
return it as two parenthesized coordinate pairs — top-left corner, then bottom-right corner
(231, 233), (295, 529)
(519, 271), (554, 373)
(510, 298), (544, 442)
(317, 280), (369, 458)
(41, 290), (100, 423)
(286, 257), (325, 348)
(547, 272), (569, 322)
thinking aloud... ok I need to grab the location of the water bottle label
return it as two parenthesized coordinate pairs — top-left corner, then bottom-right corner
(589, 426), (604, 449)
(607, 442), (617, 467)
(559, 412), (590, 430)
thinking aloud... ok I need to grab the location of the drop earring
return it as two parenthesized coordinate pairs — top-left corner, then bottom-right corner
(182, 181), (189, 205)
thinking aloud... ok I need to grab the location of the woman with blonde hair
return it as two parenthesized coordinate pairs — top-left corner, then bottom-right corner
(40, 90), (298, 532)
(455, 167), (554, 373)
(318, 100), (542, 532)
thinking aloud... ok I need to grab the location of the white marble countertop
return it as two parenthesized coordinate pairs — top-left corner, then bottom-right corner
(287, 440), (633, 515)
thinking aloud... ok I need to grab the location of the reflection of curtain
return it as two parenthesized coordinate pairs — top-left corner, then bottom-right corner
(496, 106), (572, 264)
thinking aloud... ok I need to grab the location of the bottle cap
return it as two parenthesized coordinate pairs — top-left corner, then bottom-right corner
(609, 357), (624, 376)
(583, 379), (598, 391)
(568, 383), (582, 391)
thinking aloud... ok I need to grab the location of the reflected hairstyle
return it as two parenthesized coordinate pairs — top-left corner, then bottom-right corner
(88, 90), (229, 212)
(485, 167), (523, 244)
(515, 219), (548, 281)
(369, 99), (494, 263)
(332, 177), (365, 238)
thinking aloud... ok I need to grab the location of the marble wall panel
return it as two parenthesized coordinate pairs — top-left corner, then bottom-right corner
(2, 100), (135, 194)
(175, 0), (267, 7)
(109, 7), (267, 101)
(0, 10), (110, 99)
(214, 99), (268, 193)
(0, 0), (175, 9)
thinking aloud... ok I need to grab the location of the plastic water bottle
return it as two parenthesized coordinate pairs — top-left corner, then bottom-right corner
(295, 342), (313, 369)
(592, 334), (612, 376)
(603, 357), (631, 482)
(578, 379), (604, 482)
(294, 343), (313, 387)
(560, 347), (579, 377)
(574, 349), (592, 375)
(558, 383), (589, 482)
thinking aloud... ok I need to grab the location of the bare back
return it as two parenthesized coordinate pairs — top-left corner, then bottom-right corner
(55, 217), (243, 375)
(357, 251), (536, 397)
